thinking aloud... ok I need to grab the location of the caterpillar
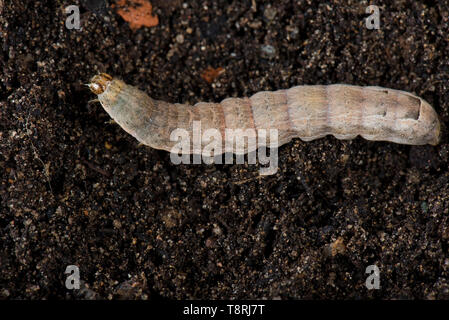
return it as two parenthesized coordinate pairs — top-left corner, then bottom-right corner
(88, 73), (441, 159)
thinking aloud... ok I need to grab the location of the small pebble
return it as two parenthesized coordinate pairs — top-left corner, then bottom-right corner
(176, 34), (184, 44)
(260, 44), (276, 59)
(264, 6), (277, 21)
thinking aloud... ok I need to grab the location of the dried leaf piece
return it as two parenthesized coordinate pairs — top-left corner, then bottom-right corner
(201, 66), (225, 84)
(113, 0), (159, 31)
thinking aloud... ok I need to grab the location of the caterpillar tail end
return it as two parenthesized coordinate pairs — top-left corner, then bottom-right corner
(88, 73), (113, 95)
(420, 99), (442, 146)
(431, 118), (443, 146)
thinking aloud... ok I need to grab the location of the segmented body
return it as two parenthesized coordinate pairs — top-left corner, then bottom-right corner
(88, 73), (440, 154)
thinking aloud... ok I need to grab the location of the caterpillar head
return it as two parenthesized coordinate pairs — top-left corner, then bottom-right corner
(88, 73), (113, 95)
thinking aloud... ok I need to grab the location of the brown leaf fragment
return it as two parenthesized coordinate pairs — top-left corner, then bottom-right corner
(113, 0), (159, 31)
(201, 66), (225, 84)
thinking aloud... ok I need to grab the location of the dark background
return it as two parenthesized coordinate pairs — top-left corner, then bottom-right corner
(1, 0), (449, 299)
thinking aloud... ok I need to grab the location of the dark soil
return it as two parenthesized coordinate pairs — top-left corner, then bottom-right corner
(1, 0), (449, 299)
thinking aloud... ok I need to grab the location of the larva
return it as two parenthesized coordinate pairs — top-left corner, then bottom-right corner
(88, 73), (441, 157)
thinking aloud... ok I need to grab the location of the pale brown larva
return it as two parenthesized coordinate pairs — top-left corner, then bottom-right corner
(88, 73), (441, 158)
